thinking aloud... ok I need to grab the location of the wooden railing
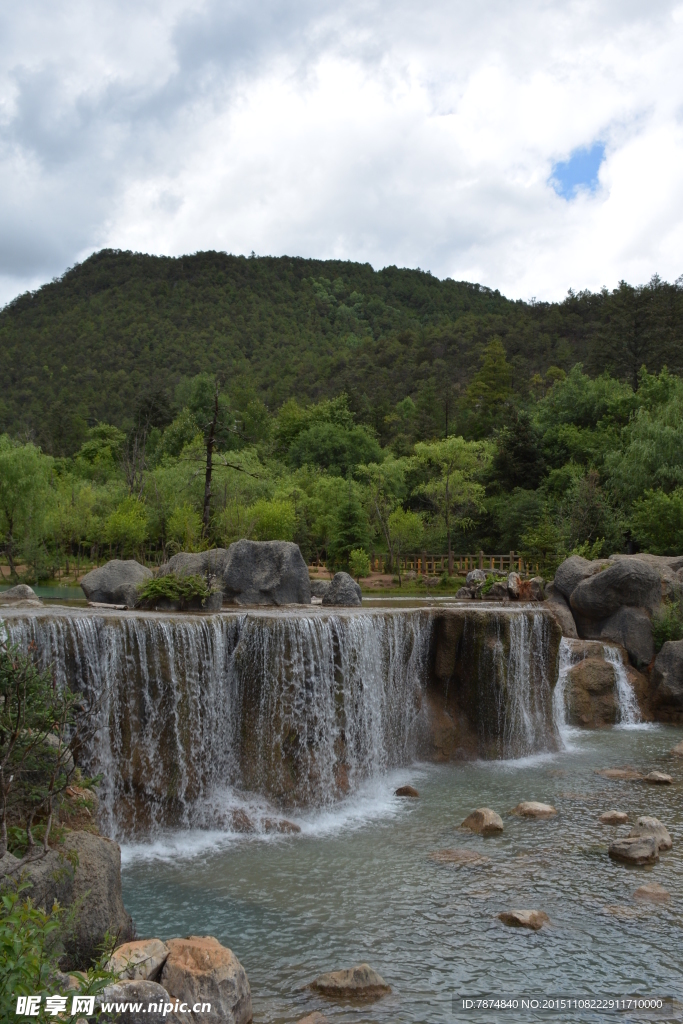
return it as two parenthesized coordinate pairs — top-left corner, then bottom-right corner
(369, 551), (539, 577)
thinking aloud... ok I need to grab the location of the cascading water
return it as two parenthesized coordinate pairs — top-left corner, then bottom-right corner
(2, 605), (561, 837)
(602, 644), (642, 725)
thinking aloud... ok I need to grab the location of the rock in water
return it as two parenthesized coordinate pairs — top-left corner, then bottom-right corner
(429, 848), (491, 867)
(0, 584), (42, 607)
(309, 964), (390, 999)
(608, 836), (659, 865)
(98, 981), (172, 1024)
(108, 938), (170, 981)
(633, 883), (670, 903)
(644, 771), (673, 785)
(511, 801), (557, 818)
(81, 559), (152, 609)
(599, 810), (629, 825)
(395, 785), (419, 797)
(321, 572), (362, 607)
(627, 816), (672, 851)
(498, 910), (550, 931)
(672, 740), (683, 756)
(222, 540), (310, 605)
(160, 936), (252, 1024)
(298, 1015), (329, 1024)
(461, 808), (504, 835)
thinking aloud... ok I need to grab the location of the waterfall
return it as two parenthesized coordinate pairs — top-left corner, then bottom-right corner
(2, 605), (561, 837)
(602, 645), (641, 726)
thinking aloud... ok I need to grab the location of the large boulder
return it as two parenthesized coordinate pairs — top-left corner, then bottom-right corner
(222, 540), (310, 605)
(651, 641), (683, 722)
(156, 550), (229, 582)
(160, 935), (252, 1024)
(99, 980), (173, 1024)
(598, 606), (654, 667)
(309, 579), (331, 599)
(321, 572), (362, 607)
(544, 582), (578, 638)
(1, 831), (133, 966)
(108, 938), (170, 981)
(564, 657), (619, 727)
(554, 556), (609, 601)
(81, 560), (152, 609)
(570, 560), (662, 620)
(0, 584), (42, 607)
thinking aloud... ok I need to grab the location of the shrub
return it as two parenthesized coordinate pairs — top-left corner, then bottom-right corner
(136, 573), (216, 608)
(349, 549), (371, 581)
(652, 601), (683, 651)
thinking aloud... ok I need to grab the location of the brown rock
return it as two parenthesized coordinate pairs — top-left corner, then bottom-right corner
(599, 810), (629, 825)
(461, 808), (504, 835)
(608, 836), (659, 865)
(498, 910), (550, 931)
(108, 938), (170, 981)
(672, 740), (683, 756)
(429, 848), (491, 867)
(263, 818), (301, 834)
(230, 809), (256, 832)
(627, 816), (672, 851)
(310, 964), (390, 1000)
(395, 785), (419, 797)
(297, 1015), (329, 1024)
(633, 883), (670, 904)
(644, 771), (673, 785)
(511, 801), (557, 818)
(564, 657), (619, 727)
(160, 936), (252, 1024)
(596, 767), (643, 780)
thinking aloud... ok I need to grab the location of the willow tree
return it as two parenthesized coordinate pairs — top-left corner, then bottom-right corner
(413, 436), (492, 572)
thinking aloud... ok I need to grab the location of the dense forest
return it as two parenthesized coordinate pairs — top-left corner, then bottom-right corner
(0, 250), (682, 580)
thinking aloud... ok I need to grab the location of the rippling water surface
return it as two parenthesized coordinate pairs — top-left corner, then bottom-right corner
(122, 725), (683, 1023)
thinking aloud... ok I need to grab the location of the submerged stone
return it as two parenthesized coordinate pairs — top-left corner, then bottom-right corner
(672, 740), (683, 756)
(644, 771), (673, 784)
(461, 808), (504, 835)
(309, 964), (390, 999)
(429, 848), (491, 867)
(633, 882), (670, 903)
(498, 910), (550, 930)
(511, 801), (557, 818)
(395, 785), (419, 797)
(596, 767), (643, 781)
(599, 810), (628, 825)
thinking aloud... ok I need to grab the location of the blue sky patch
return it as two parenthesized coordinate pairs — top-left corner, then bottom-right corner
(551, 142), (605, 199)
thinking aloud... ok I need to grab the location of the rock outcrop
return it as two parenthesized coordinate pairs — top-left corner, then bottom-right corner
(108, 938), (170, 981)
(321, 571), (362, 606)
(158, 541), (311, 606)
(309, 964), (390, 999)
(81, 560), (152, 609)
(651, 641), (683, 723)
(160, 936), (252, 1024)
(544, 583), (578, 637)
(0, 584), (42, 607)
(554, 555), (610, 601)
(1, 831), (133, 966)
(570, 559), (662, 619)
(461, 807), (504, 835)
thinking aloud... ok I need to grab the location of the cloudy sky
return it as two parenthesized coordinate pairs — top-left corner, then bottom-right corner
(1, 0), (682, 306)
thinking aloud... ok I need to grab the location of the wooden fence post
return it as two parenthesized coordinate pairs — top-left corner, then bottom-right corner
(479, 550), (484, 570)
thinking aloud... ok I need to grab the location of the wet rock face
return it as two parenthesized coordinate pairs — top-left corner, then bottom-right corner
(81, 559), (152, 609)
(564, 657), (619, 727)
(598, 606), (654, 667)
(160, 936), (252, 1024)
(309, 964), (390, 999)
(544, 583), (578, 638)
(321, 571), (362, 606)
(652, 641), (683, 723)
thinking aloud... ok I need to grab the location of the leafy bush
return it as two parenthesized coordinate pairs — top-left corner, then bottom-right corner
(349, 548), (371, 580)
(136, 573), (216, 608)
(652, 601), (683, 651)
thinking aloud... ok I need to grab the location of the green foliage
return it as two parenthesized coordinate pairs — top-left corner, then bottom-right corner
(248, 499), (296, 541)
(652, 602), (683, 651)
(136, 573), (213, 607)
(349, 548), (371, 581)
(327, 484), (370, 570)
(387, 508), (423, 585)
(630, 488), (683, 554)
(102, 497), (148, 556)
(167, 504), (203, 552)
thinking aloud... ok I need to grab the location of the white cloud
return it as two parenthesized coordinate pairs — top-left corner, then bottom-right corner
(0, 0), (682, 305)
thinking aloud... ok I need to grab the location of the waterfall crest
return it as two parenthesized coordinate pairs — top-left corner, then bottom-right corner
(3, 606), (561, 836)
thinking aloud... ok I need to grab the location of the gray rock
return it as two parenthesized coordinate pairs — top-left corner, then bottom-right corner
(652, 641), (683, 721)
(599, 810), (628, 825)
(570, 560), (662, 620)
(644, 771), (673, 785)
(628, 816), (672, 851)
(0, 584), (42, 606)
(599, 606), (654, 667)
(544, 582), (578, 638)
(553, 555), (609, 601)
(99, 980), (172, 1024)
(608, 835), (659, 865)
(81, 560), (152, 609)
(528, 576), (545, 601)
(2, 831), (133, 967)
(222, 540), (310, 605)
(487, 581), (509, 600)
(466, 569), (487, 585)
(108, 938), (170, 981)
(160, 935), (252, 1024)
(321, 572), (362, 607)
(507, 572), (521, 598)
(156, 549), (229, 581)
(309, 579), (331, 598)
(455, 587), (473, 599)
(309, 964), (391, 999)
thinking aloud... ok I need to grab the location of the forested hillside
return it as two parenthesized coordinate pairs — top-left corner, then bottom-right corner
(1, 249), (681, 454)
(1, 250), (683, 582)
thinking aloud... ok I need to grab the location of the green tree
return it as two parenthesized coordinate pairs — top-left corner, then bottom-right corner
(630, 488), (683, 554)
(387, 508), (423, 586)
(102, 497), (148, 557)
(349, 548), (371, 581)
(0, 437), (53, 578)
(327, 484), (370, 569)
(357, 456), (407, 570)
(248, 498), (296, 541)
(413, 436), (492, 571)
(167, 504), (203, 552)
